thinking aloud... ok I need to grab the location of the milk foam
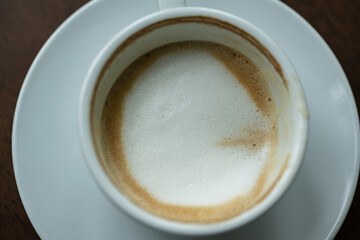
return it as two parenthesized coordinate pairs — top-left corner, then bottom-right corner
(100, 41), (278, 222)
(123, 49), (269, 205)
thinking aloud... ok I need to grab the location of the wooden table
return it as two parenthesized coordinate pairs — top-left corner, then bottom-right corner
(1, 1), (359, 239)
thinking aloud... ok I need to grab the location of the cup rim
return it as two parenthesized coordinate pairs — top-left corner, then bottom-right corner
(79, 6), (308, 235)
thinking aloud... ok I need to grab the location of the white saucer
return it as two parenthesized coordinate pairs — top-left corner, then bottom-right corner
(12, 0), (359, 239)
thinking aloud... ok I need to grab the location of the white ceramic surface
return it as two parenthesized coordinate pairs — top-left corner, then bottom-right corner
(79, 6), (308, 235)
(12, 0), (359, 239)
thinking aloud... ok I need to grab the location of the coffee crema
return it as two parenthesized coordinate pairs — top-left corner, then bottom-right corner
(99, 41), (279, 223)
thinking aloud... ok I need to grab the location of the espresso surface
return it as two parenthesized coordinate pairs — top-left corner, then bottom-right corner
(100, 41), (278, 223)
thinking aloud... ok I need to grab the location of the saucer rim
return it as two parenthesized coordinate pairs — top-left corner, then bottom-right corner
(11, 0), (359, 239)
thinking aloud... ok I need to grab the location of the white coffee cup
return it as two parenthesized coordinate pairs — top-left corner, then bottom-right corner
(79, 1), (308, 236)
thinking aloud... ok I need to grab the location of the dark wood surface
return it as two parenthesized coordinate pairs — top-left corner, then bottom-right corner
(0, 0), (359, 239)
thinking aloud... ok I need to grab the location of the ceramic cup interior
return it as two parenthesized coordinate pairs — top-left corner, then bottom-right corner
(79, 7), (308, 235)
